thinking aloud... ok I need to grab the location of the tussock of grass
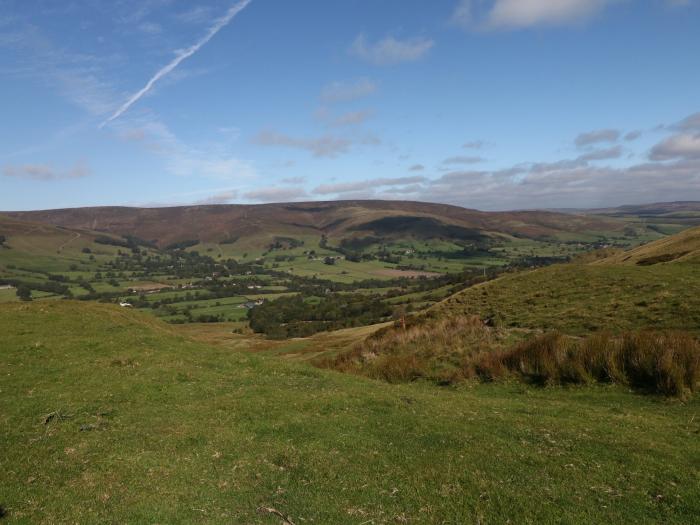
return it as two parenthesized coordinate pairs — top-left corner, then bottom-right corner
(477, 331), (700, 398)
(319, 315), (508, 384)
(323, 317), (700, 397)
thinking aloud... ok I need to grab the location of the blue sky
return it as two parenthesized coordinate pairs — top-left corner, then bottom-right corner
(1, 0), (699, 211)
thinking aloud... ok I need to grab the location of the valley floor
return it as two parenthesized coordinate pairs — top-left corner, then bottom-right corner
(1, 302), (699, 524)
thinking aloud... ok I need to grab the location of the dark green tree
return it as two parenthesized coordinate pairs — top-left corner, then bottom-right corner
(16, 285), (32, 301)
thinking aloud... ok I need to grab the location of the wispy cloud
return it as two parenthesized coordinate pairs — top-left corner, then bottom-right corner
(443, 155), (484, 165)
(3, 162), (91, 181)
(313, 176), (426, 195)
(281, 176), (306, 184)
(117, 117), (256, 180)
(349, 34), (434, 65)
(320, 78), (377, 103)
(194, 190), (238, 205)
(253, 129), (380, 158)
(243, 187), (308, 202)
(575, 128), (620, 147)
(577, 145), (622, 162)
(102, 0), (252, 126)
(329, 110), (374, 127)
(0, 24), (120, 116)
(175, 6), (215, 24)
(462, 140), (485, 150)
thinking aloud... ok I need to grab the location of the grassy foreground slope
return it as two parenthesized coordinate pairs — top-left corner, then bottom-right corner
(596, 225), (700, 265)
(2, 302), (699, 523)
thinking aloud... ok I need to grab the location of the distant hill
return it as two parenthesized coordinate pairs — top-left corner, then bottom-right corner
(3, 200), (630, 249)
(0, 214), (126, 259)
(586, 201), (700, 217)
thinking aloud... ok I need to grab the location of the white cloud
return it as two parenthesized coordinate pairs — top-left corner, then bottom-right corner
(349, 34), (434, 65)
(488, 0), (609, 28)
(650, 133), (700, 160)
(453, 0), (614, 30)
(421, 156), (700, 210)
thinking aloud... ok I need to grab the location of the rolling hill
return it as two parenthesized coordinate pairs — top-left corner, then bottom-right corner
(4, 200), (633, 249)
(586, 201), (700, 218)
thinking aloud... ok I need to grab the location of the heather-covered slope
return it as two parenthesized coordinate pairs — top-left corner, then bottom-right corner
(5, 200), (630, 248)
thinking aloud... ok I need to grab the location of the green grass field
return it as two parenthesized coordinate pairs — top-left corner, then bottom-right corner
(440, 262), (700, 335)
(1, 301), (699, 523)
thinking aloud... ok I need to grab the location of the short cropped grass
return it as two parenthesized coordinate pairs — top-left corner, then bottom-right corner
(441, 262), (700, 334)
(1, 301), (699, 523)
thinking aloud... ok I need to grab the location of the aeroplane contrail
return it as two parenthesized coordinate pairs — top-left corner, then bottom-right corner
(101, 0), (252, 127)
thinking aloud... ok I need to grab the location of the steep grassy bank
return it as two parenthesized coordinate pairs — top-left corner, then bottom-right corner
(439, 262), (700, 335)
(1, 302), (698, 523)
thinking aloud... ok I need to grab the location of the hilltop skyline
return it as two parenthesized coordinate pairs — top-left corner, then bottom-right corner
(2, 0), (700, 211)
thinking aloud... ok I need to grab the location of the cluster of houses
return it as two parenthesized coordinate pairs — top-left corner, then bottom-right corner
(239, 298), (265, 309)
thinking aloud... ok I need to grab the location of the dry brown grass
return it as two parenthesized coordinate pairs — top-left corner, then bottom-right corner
(317, 315), (508, 384)
(477, 331), (700, 398)
(320, 315), (700, 398)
